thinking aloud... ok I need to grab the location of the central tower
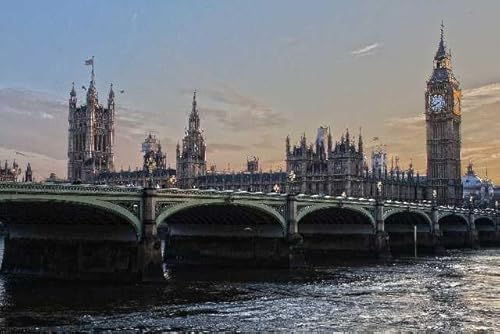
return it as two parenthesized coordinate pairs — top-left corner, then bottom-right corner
(176, 91), (207, 188)
(425, 24), (462, 205)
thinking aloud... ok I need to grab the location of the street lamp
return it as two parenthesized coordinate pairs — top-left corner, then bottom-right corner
(168, 175), (176, 188)
(146, 156), (157, 188)
(273, 184), (280, 193)
(376, 181), (382, 197)
(287, 170), (296, 194)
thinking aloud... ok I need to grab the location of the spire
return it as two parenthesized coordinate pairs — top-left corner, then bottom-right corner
(358, 127), (363, 153)
(108, 83), (115, 108)
(70, 82), (76, 97)
(188, 90), (200, 131)
(86, 57), (98, 105)
(108, 83), (115, 99)
(435, 21), (447, 60)
(467, 160), (474, 174)
(192, 90), (197, 113)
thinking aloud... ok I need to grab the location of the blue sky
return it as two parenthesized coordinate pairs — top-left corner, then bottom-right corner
(1, 1), (500, 180)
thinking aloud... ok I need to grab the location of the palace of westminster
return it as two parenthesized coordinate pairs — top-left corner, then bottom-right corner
(2, 27), (497, 207)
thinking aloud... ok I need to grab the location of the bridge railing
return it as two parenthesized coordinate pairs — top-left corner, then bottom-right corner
(0, 182), (143, 194)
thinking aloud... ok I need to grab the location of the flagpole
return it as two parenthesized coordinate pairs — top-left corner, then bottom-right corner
(91, 56), (95, 82)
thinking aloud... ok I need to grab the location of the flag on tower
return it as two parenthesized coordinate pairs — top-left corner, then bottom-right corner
(84, 57), (94, 66)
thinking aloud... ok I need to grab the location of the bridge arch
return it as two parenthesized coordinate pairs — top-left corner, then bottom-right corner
(156, 200), (286, 238)
(155, 199), (288, 268)
(0, 197), (142, 240)
(474, 216), (495, 228)
(438, 213), (469, 230)
(438, 213), (470, 248)
(384, 208), (433, 253)
(384, 208), (433, 232)
(297, 204), (376, 228)
(297, 204), (376, 235)
(474, 216), (497, 246)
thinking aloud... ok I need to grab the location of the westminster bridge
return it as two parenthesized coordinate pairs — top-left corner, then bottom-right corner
(0, 183), (498, 281)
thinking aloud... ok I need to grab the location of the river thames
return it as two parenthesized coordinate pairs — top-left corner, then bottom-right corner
(0, 239), (498, 331)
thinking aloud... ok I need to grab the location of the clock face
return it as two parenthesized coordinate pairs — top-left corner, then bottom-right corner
(430, 94), (446, 112)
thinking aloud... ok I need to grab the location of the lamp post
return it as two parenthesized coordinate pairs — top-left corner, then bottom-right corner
(273, 183), (280, 193)
(287, 170), (296, 195)
(495, 201), (498, 227)
(146, 156), (157, 189)
(168, 175), (176, 188)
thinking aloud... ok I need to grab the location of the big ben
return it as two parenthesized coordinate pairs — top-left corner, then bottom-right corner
(425, 23), (462, 205)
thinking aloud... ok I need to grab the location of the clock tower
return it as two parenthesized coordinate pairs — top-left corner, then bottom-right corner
(425, 23), (462, 205)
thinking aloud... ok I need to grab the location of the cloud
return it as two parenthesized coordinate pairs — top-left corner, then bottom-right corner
(351, 43), (381, 57)
(200, 86), (287, 131)
(131, 12), (138, 24)
(461, 83), (500, 113)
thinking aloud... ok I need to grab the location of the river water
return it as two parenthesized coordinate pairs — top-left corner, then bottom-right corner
(0, 238), (499, 331)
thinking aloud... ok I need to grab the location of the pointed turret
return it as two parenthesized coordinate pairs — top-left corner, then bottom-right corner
(358, 127), (363, 154)
(25, 162), (33, 182)
(69, 82), (77, 109)
(188, 90), (200, 131)
(286, 135), (291, 154)
(108, 83), (115, 108)
(70, 82), (76, 97)
(431, 22), (454, 79)
(435, 21), (447, 61)
(327, 127), (333, 154)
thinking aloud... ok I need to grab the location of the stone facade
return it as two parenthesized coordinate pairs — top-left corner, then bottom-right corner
(285, 127), (427, 200)
(67, 62), (115, 182)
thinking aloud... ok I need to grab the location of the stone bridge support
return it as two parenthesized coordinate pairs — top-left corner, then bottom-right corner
(138, 188), (164, 281)
(431, 204), (446, 254)
(285, 194), (304, 267)
(467, 211), (479, 249)
(375, 200), (390, 258)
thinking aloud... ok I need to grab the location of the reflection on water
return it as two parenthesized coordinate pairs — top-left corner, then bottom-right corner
(0, 238), (499, 331)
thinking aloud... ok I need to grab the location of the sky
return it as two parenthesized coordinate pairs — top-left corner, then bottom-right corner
(1, 0), (500, 182)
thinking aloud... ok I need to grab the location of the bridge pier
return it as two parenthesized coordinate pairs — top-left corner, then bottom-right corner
(431, 203), (446, 255)
(467, 211), (479, 249)
(138, 188), (164, 282)
(286, 194), (305, 268)
(374, 200), (390, 258)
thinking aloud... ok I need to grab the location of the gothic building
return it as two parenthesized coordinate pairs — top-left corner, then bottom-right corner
(285, 127), (426, 200)
(78, 26), (471, 206)
(286, 127), (366, 196)
(176, 91), (207, 189)
(0, 160), (21, 182)
(95, 133), (175, 187)
(425, 24), (462, 205)
(142, 133), (167, 171)
(67, 63), (115, 182)
(0, 160), (32, 182)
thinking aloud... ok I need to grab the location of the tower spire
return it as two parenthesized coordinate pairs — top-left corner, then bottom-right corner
(70, 82), (76, 97)
(435, 21), (447, 60)
(440, 20), (444, 42)
(192, 89), (197, 113)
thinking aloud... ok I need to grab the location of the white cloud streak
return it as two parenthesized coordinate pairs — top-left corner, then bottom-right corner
(351, 43), (381, 57)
